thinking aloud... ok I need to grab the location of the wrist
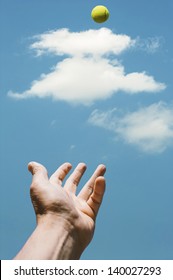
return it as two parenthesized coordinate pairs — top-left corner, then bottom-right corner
(14, 213), (84, 260)
(36, 213), (83, 259)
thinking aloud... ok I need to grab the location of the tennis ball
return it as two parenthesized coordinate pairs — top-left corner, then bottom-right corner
(91, 5), (109, 23)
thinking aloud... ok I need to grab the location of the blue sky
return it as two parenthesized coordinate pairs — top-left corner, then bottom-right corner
(0, 0), (173, 259)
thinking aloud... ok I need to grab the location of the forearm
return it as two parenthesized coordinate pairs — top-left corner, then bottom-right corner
(13, 216), (82, 260)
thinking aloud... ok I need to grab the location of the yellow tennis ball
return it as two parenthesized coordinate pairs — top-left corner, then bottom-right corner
(91, 5), (110, 23)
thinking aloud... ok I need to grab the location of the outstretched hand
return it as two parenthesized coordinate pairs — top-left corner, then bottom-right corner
(28, 161), (106, 252)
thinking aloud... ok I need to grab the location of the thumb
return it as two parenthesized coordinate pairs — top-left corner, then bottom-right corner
(28, 161), (48, 185)
(87, 176), (106, 218)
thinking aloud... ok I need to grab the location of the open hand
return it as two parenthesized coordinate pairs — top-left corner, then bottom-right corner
(28, 161), (106, 252)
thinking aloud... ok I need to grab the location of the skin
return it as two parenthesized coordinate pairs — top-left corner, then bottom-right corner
(14, 161), (106, 260)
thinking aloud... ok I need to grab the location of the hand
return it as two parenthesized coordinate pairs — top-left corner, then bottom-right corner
(28, 161), (106, 254)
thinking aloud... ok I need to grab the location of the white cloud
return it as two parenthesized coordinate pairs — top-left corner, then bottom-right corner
(8, 57), (165, 104)
(88, 102), (173, 153)
(30, 28), (135, 57)
(8, 28), (166, 105)
(136, 36), (164, 53)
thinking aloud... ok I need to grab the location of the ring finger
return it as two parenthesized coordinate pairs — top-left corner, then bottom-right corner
(64, 163), (87, 193)
(49, 162), (72, 186)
